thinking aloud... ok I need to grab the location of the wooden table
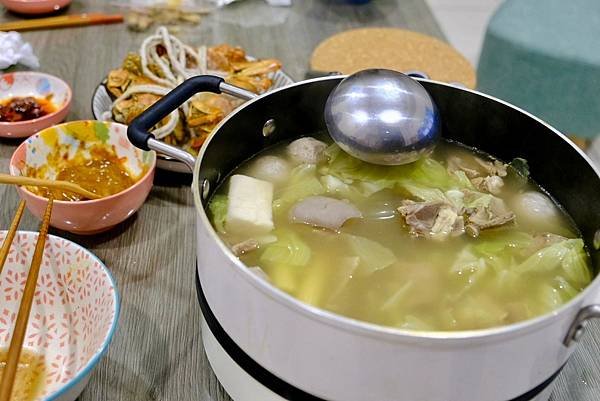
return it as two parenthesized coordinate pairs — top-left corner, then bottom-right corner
(0, 1), (598, 400)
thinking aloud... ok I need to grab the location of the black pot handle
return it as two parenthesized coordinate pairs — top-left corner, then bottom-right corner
(128, 75), (222, 151)
(127, 75), (257, 171)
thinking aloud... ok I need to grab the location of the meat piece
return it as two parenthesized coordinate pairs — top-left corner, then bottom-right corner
(231, 239), (259, 256)
(465, 223), (480, 238)
(289, 196), (362, 231)
(466, 196), (515, 231)
(399, 201), (439, 233)
(398, 201), (463, 240)
(472, 175), (505, 195)
(451, 215), (465, 236)
(474, 157), (507, 177)
(447, 156), (480, 178)
(431, 207), (459, 236)
(287, 137), (327, 165)
(247, 155), (291, 184)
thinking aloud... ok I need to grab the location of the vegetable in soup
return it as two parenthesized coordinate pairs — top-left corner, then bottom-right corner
(208, 136), (592, 331)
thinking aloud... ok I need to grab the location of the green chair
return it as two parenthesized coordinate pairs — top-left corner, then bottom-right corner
(477, 0), (600, 139)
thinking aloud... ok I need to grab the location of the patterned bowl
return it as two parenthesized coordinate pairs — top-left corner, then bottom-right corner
(9, 121), (156, 235)
(0, 72), (72, 138)
(0, 230), (119, 401)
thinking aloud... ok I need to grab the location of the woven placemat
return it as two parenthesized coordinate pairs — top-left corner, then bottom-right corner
(310, 27), (476, 89)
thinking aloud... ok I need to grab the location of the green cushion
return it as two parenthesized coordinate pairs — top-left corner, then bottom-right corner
(477, 0), (600, 138)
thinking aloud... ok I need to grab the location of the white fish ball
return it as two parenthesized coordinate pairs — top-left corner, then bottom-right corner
(247, 155), (291, 185)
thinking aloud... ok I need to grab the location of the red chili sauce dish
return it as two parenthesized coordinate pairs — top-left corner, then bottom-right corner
(0, 96), (57, 122)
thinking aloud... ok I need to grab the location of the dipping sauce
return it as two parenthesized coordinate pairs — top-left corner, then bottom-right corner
(0, 96), (56, 122)
(28, 147), (137, 201)
(0, 349), (46, 401)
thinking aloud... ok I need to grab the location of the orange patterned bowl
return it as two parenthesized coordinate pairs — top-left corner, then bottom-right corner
(0, 230), (118, 401)
(9, 121), (156, 235)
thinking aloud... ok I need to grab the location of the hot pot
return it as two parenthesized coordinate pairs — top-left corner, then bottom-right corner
(128, 74), (600, 401)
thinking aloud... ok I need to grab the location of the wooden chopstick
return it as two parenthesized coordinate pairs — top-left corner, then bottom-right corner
(0, 13), (123, 32)
(0, 197), (53, 401)
(0, 201), (26, 276)
(0, 173), (101, 200)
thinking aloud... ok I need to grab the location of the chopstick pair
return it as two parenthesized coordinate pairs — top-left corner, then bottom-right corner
(0, 197), (54, 401)
(0, 13), (124, 32)
(0, 173), (101, 200)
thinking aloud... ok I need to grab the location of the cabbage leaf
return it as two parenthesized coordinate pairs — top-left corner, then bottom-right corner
(322, 144), (474, 195)
(260, 230), (312, 267)
(515, 239), (587, 276)
(345, 234), (397, 275)
(473, 230), (533, 256)
(208, 194), (228, 234)
(273, 164), (324, 212)
(400, 182), (447, 203)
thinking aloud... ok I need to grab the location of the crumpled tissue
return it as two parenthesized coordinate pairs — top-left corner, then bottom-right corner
(0, 31), (40, 70)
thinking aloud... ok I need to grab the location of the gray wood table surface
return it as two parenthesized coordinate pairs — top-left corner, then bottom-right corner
(1, 0), (599, 400)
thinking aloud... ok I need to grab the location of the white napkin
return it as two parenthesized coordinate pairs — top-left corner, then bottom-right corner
(0, 31), (40, 70)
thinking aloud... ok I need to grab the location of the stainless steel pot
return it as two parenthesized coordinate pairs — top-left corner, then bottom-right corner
(128, 75), (600, 401)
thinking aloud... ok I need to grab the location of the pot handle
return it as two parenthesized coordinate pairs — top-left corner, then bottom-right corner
(127, 75), (258, 171)
(564, 305), (600, 346)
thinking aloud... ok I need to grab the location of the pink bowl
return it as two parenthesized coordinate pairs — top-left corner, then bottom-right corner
(0, 72), (72, 138)
(9, 121), (156, 235)
(0, 0), (72, 14)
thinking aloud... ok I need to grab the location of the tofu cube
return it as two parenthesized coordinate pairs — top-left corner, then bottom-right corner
(226, 174), (274, 235)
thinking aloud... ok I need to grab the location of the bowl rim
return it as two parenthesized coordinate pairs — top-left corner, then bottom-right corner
(9, 120), (157, 205)
(0, 230), (120, 401)
(2, 0), (71, 3)
(0, 71), (72, 127)
(193, 75), (600, 343)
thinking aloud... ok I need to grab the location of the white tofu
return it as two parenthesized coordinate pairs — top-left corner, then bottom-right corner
(226, 174), (274, 236)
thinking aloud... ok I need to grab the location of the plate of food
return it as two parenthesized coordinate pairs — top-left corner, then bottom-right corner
(92, 26), (294, 173)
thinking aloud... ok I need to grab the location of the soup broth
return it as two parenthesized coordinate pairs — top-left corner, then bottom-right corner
(209, 137), (592, 331)
(0, 348), (46, 401)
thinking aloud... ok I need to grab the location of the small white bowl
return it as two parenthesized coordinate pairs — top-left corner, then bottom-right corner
(0, 231), (119, 401)
(0, 72), (72, 138)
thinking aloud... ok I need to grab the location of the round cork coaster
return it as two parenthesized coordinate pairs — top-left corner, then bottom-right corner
(310, 27), (476, 89)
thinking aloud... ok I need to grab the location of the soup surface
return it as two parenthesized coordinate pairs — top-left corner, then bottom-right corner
(209, 136), (592, 331)
(0, 348), (46, 401)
